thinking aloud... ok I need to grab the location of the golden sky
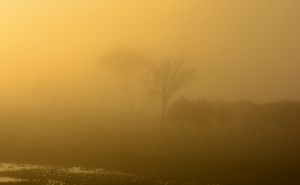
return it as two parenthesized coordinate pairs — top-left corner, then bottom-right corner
(0, 0), (299, 104)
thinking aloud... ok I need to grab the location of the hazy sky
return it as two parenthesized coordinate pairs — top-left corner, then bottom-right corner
(0, 0), (299, 105)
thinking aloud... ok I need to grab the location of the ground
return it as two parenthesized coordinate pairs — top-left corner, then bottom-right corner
(0, 163), (168, 185)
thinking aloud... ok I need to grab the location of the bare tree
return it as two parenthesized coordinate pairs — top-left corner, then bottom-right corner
(99, 47), (148, 110)
(143, 58), (196, 127)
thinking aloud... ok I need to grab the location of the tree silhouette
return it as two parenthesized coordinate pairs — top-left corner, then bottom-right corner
(143, 58), (196, 127)
(99, 47), (147, 110)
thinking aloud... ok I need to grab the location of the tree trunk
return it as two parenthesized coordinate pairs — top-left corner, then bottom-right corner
(124, 80), (134, 111)
(161, 98), (168, 130)
(121, 75), (134, 112)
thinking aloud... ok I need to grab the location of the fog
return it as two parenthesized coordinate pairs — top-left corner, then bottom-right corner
(0, 1), (300, 185)
(1, 0), (300, 103)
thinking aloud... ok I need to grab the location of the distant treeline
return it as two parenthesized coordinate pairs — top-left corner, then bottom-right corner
(168, 98), (300, 137)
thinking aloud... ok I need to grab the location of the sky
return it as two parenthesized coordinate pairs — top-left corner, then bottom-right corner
(0, 0), (299, 106)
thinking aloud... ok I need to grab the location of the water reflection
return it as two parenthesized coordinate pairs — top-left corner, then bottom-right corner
(0, 163), (166, 185)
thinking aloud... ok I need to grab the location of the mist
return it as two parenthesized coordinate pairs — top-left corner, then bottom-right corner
(0, 1), (299, 185)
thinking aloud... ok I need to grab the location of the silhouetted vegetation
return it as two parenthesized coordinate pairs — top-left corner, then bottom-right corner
(143, 58), (196, 126)
(99, 47), (148, 110)
(168, 98), (300, 138)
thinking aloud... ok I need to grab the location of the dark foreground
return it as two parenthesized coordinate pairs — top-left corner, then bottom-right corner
(0, 162), (299, 185)
(0, 163), (167, 185)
